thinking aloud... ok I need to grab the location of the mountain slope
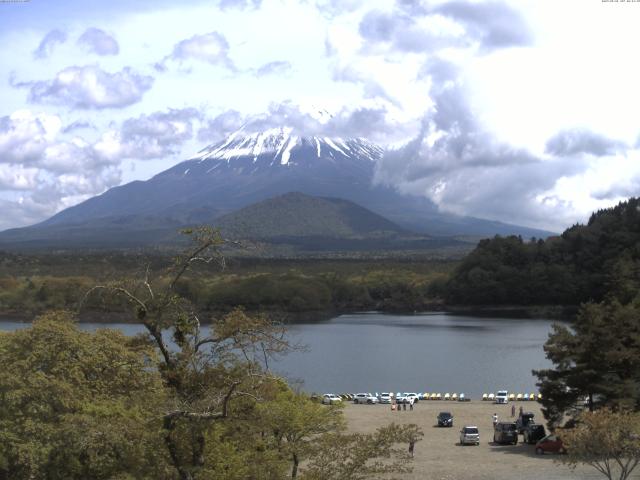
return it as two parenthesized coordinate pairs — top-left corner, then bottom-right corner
(0, 127), (554, 250)
(41, 129), (385, 226)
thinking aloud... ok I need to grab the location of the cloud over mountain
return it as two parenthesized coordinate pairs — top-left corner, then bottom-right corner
(545, 129), (627, 157)
(375, 60), (585, 230)
(96, 108), (203, 161)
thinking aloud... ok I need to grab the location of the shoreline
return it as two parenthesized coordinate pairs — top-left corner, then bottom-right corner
(0, 304), (576, 324)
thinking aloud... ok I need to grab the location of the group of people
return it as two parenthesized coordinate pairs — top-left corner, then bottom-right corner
(391, 396), (416, 411)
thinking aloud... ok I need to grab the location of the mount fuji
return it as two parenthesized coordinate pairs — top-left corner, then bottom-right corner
(0, 127), (553, 250)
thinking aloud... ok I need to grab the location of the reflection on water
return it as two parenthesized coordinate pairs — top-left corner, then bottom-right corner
(0, 312), (559, 397)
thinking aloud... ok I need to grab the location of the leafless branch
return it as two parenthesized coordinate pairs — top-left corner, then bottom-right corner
(143, 264), (155, 301)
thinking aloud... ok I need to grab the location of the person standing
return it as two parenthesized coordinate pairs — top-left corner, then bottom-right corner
(519, 406), (523, 416)
(492, 413), (498, 427)
(511, 404), (515, 417)
(409, 396), (414, 411)
(408, 440), (415, 458)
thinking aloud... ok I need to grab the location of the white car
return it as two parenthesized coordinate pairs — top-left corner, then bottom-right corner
(460, 426), (480, 445)
(495, 390), (509, 404)
(378, 393), (393, 404)
(405, 393), (420, 403)
(321, 394), (343, 405)
(353, 393), (379, 404)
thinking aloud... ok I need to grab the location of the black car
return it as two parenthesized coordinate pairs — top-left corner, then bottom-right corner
(437, 411), (453, 427)
(516, 412), (535, 434)
(524, 423), (546, 444)
(493, 422), (518, 445)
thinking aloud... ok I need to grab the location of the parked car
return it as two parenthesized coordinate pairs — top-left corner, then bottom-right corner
(493, 422), (518, 445)
(516, 412), (535, 433)
(378, 393), (392, 404)
(535, 434), (566, 454)
(353, 393), (378, 404)
(405, 393), (420, 403)
(321, 394), (342, 405)
(523, 423), (546, 444)
(437, 411), (454, 427)
(495, 390), (509, 404)
(459, 426), (480, 445)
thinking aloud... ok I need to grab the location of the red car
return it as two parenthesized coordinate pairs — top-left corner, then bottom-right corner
(535, 434), (566, 454)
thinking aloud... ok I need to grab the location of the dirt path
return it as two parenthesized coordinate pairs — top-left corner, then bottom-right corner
(343, 400), (603, 480)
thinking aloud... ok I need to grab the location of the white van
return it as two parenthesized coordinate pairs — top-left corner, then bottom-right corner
(495, 390), (509, 404)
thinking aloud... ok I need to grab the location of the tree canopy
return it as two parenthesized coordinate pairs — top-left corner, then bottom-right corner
(445, 198), (640, 307)
(0, 311), (167, 480)
(534, 300), (640, 426)
(560, 409), (640, 480)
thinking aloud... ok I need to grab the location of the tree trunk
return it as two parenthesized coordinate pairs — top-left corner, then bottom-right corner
(291, 452), (299, 479)
(164, 416), (193, 480)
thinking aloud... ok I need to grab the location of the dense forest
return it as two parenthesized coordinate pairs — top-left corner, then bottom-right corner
(0, 255), (452, 321)
(445, 198), (640, 307)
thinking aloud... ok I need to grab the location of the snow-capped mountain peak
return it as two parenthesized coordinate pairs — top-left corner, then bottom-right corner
(192, 127), (383, 167)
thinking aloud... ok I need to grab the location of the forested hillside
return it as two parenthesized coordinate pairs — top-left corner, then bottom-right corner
(445, 198), (640, 306)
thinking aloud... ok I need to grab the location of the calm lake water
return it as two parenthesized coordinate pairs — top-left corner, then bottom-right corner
(0, 312), (558, 397)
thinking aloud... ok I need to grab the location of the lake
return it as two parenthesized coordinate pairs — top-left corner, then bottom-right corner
(0, 312), (559, 398)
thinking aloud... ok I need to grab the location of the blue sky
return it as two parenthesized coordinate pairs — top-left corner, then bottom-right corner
(1, 0), (639, 231)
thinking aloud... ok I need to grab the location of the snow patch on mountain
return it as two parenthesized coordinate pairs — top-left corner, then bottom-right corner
(191, 127), (383, 167)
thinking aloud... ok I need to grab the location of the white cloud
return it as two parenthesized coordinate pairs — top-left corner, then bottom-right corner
(95, 107), (203, 161)
(0, 165), (40, 191)
(25, 65), (154, 109)
(0, 110), (62, 164)
(0, 110), (124, 229)
(158, 31), (235, 71)
(77, 28), (120, 56)
(33, 29), (67, 59)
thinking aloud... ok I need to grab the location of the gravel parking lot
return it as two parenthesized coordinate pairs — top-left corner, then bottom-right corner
(343, 400), (602, 480)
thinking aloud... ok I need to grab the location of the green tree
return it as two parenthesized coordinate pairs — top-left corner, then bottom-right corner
(0, 311), (167, 480)
(535, 301), (640, 426)
(258, 390), (345, 478)
(560, 409), (640, 480)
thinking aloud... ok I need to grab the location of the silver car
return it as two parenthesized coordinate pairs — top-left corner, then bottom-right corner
(353, 393), (379, 404)
(378, 392), (392, 404)
(460, 426), (480, 445)
(321, 393), (343, 405)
